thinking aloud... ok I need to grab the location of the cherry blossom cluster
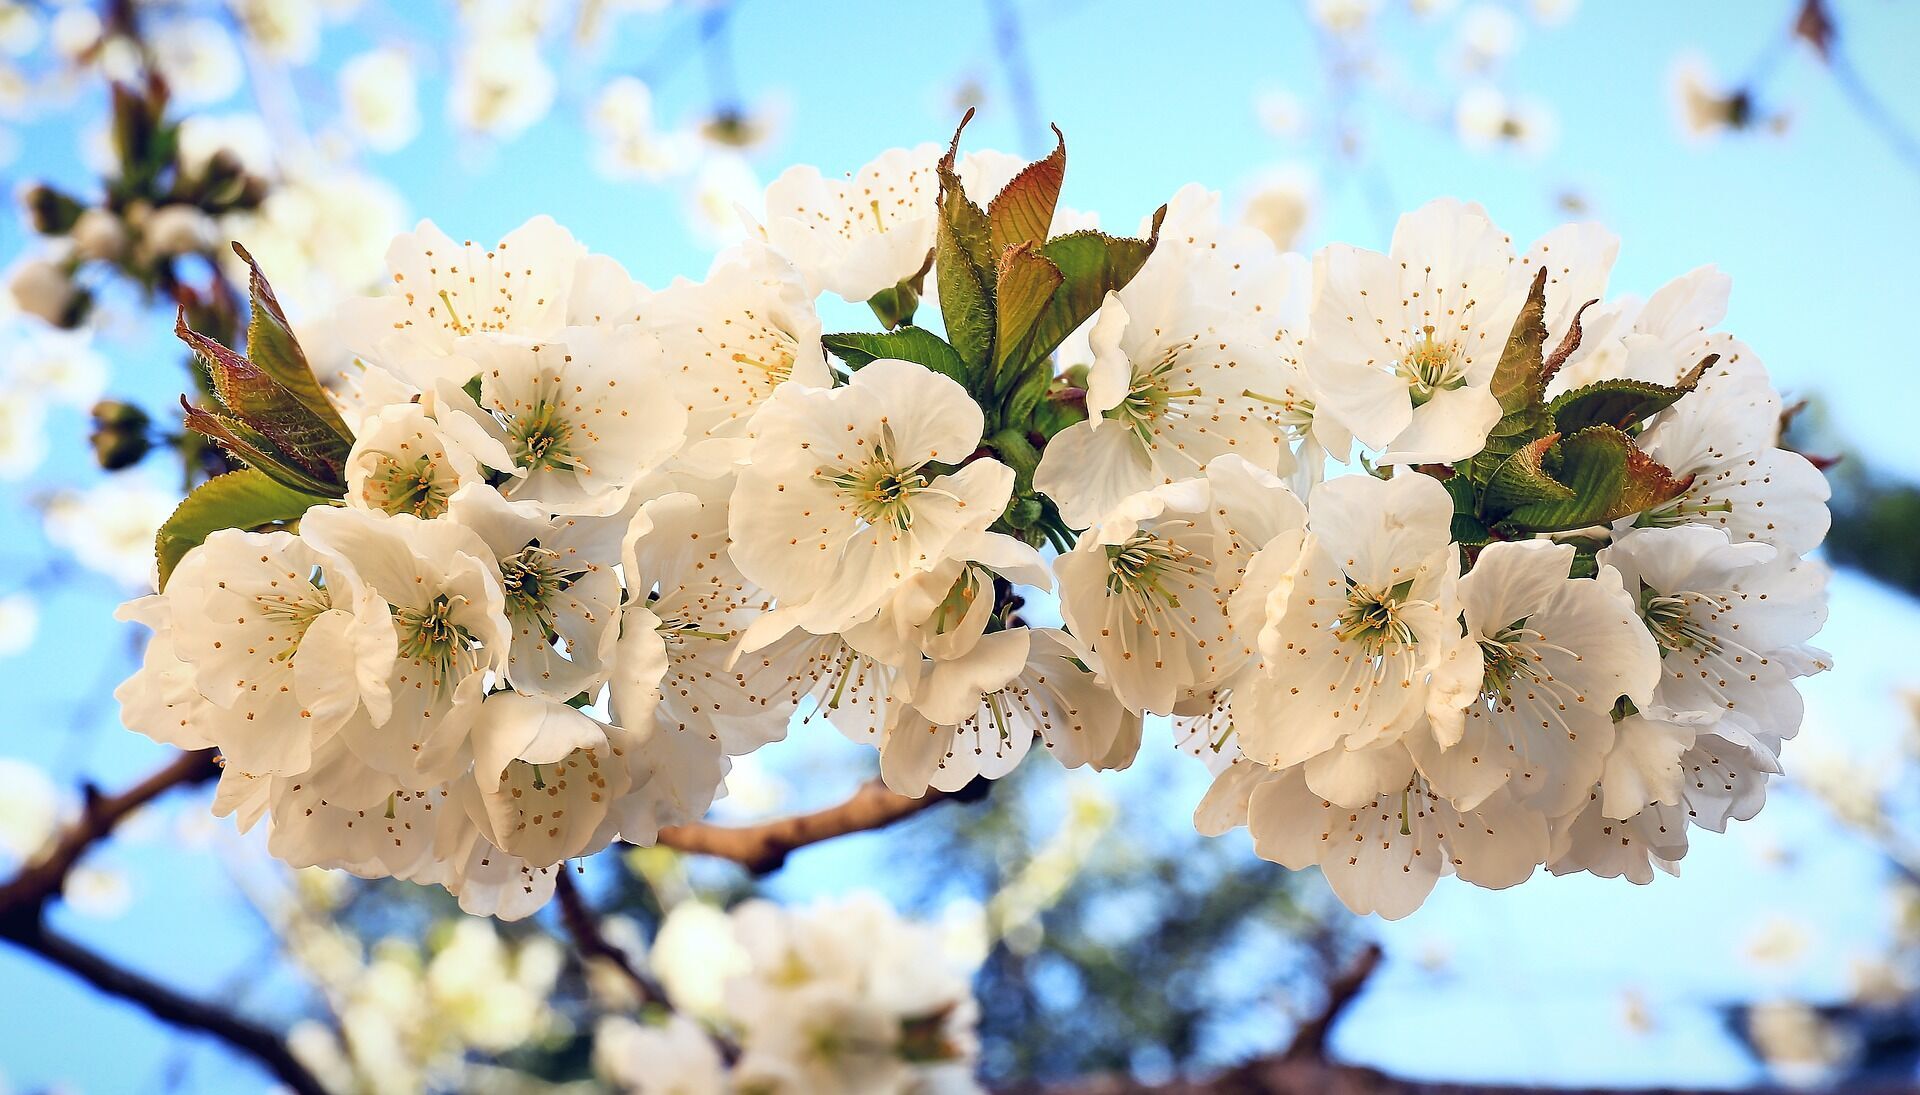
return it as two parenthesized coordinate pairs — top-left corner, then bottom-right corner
(116, 121), (1831, 920)
(598, 894), (980, 1093)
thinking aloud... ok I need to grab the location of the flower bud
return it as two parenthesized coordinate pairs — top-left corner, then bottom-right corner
(141, 204), (219, 259)
(7, 255), (85, 327)
(22, 185), (86, 236)
(71, 208), (130, 262)
(89, 400), (154, 471)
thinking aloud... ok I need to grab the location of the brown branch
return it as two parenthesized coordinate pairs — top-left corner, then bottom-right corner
(0, 748), (219, 923)
(0, 748), (326, 1095)
(1014, 1059), (1806, 1094)
(1281, 942), (1383, 1062)
(654, 779), (965, 874)
(552, 868), (669, 1007)
(5, 919), (329, 1095)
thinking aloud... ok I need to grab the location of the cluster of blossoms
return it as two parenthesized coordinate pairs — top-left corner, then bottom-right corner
(598, 895), (981, 1094)
(117, 116), (1830, 920)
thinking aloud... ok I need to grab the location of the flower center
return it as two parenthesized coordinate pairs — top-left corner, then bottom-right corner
(367, 453), (452, 518)
(731, 342), (798, 388)
(499, 545), (585, 641)
(1397, 326), (1468, 406)
(1639, 587), (1725, 655)
(1334, 578), (1419, 655)
(395, 593), (480, 688)
(256, 578), (331, 664)
(506, 397), (580, 474)
(1105, 531), (1205, 619)
(1241, 388), (1318, 442)
(1116, 349), (1203, 443)
(818, 438), (929, 532)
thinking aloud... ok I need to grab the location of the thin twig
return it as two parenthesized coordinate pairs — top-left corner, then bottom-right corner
(4, 919), (329, 1095)
(653, 780), (966, 874)
(0, 748), (219, 923)
(552, 869), (669, 1008)
(1281, 942), (1383, 1062)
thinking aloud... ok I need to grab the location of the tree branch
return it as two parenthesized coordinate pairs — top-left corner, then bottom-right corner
(653, 779), (967, 874)
(0, 748), (219, 923)
(4, 919), (329, 1095)
(0, 749), (326, 1095)
(1281, 943), (1383, 1062)
(552, 868), (669, 1007)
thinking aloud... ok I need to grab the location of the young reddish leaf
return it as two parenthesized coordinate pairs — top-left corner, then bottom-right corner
(233, 243), (353, 438)
(987, 125), (1066, 259)
(996, 207), (1167, 379)
(1489, 265), (1549, 417)
(1499, 425), (1691, 533)
(1482, 432), (1573, 518)
(175, 308), (349, 485)
(1539, 297), (1597, 384)
(994, 241), (1063, 373)
(181, 399), (344, 498)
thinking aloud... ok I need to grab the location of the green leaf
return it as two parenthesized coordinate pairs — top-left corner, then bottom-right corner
(1546, 379), (1687, 434)
(233, 243), (354, 439)
(1498, 425), (1692, 534)
(993, 242), (1063, 374)
(1482, 434), (1574, 519)
(1543, 353), (1717, 434)
(821, 327), (970, 386)
(155, 468), (333, 590)
(1489, 266), (1550, 417)
(1461, 266), (1554, 486)
(987, 125), (1066, 258)
(934, 111), (997, 369)
(997, 212), (1166, 379)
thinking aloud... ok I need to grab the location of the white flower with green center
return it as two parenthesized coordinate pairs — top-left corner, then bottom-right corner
(1597, 526), (1830, 797)
(331, 215), (593, 392)
(299, 507), (511, 783)
(1126, 185), (1353, 482)
(465, 691), (633, 867)
(757, 144), (941, 303)
(721, 895), (980, 1092)
(876, 628), (1140, 797)
(447, 484), (622, 703)
(1303, 198), (1535, 464)
(1033, 241), (1302, 530)
(1629, 344), (1831, 555)
(1231, 472), (1477, 781)
(1403, 540), (1662, 820)
(344, 402), (490, 519)
(645, 240), (831, 457)
(1195, 754), (1550, 919)
(1055, 455), (1305, 715)
(447, 325), (688, 516)
(148, 528), (395, 777)
(728, 358), (1013, 637)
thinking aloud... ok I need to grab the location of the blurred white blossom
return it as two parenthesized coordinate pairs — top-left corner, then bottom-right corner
(44, 473), (177, 588)
(340, 48), (421, 153)
(0, 755), (58, 864)
(0, 592), (35, 658)
(148, 18), (244, 106)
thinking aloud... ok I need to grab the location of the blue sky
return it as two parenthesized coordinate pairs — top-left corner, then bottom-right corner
(2, 0), (1918, 1090)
